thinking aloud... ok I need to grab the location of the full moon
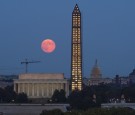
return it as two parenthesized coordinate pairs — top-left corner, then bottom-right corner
(41, 39), (56, 53)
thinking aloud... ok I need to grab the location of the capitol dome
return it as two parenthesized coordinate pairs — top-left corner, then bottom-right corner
(90, 60), (102, 78)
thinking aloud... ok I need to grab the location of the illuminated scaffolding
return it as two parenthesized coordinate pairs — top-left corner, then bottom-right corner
(71, 4), (82, 91)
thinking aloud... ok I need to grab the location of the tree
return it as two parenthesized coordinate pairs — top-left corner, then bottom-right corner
(59, 89), (67, 102)
(51, 89), (59, 102)
(0, 88), (4, 103)
(4, 85), (17, 103)
(15, 92), (28, 103)
(68, 89), (97, 110)
(0, 85), (17, 103)
(51, 89), (67, 103)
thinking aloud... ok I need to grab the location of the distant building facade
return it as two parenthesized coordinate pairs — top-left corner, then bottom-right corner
(90, 59), (102, 79)
(112, 75), (129, 85)
(89, 60), (112, 85)
(0, 75), (18, 88)
(71, 4), (83, 91)
(129, 69), (135, 84)
(89, 78), (112, 86)
(14, 74), (69, 98)
(0, 81), (13, 88)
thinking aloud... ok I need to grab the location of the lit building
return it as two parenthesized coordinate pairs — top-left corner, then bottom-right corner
(71, 4), (82, 91)
(14, 74), (69, 98)
(91, 59), (102, 79)
(89, 60), (112, 85)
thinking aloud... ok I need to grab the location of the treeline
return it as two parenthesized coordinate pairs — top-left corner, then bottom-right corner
(51, 83), (135, 110)
(40, 108), (135, 115)
(1, 83), (135, 110)
(0, 85), (28, 103)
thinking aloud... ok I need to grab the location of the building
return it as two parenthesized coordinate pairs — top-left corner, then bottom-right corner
(112, 75), (129, 85)
(89, 60), (112, 85)
(0, 81), (13, 88)
(0, 75), (17, 88)
(90, 59), (102, 79)
(89, 60), (103, 85)
(89, 78), (112, 86)
(14, 74), (69, 98)
(71, 4), (83, 91)
(129, 69), (135, 84)
(83, 77), (90, 86)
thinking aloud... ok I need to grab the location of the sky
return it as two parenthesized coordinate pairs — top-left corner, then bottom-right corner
(0, 0), (135, 78)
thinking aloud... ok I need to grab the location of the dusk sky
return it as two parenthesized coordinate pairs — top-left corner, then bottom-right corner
(0, 0), (135, 78)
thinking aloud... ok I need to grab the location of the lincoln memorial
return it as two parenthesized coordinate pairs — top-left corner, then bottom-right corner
(14, 73), (69, 98)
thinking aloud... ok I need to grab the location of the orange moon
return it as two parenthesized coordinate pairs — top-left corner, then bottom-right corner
(41, 39), (56, 53)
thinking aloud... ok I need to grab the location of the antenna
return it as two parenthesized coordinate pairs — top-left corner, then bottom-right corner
(21, 59), (40, 73)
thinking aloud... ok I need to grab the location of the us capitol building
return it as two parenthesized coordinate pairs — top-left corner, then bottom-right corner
(89, 60), (112, 85)
(14, 73), (69, 98)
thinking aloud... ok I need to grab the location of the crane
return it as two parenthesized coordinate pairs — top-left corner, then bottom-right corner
(21, 59), (40, 73)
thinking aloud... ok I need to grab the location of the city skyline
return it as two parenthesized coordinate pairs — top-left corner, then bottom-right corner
(0, 1), (135, 77)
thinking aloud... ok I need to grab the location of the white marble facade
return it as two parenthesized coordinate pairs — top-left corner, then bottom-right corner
(14, 74), (69, 98)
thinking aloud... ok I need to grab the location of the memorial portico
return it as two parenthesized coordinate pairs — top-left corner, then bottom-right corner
(14, 74), (69, 98)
